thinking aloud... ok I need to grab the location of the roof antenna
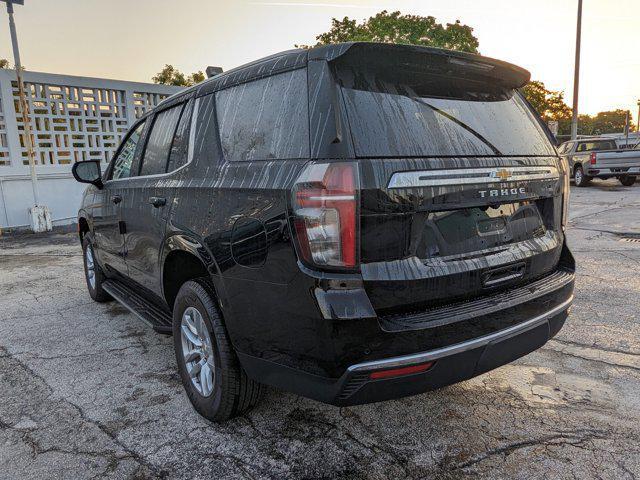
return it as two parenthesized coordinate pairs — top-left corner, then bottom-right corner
(205, 66), (223, 78)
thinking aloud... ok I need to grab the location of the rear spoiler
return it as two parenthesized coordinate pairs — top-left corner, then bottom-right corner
(309, 42), (531, 89)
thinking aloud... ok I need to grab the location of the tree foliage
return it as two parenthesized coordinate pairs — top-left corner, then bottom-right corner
(521, 81), (635, 136)
(152, 64), (205, 87)
(301, 10), (479, 53)
(0, 59), (9, 69)
(577, 110), (635, 136)
(521, 80), (571, 123)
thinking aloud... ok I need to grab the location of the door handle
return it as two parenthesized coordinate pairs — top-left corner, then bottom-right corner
(111, 195), (122, 205)
(149, 196), (166, 208)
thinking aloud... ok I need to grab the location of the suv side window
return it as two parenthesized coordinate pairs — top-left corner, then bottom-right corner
(139, 103), (184, 176)
(111, 121), (146, 180)
(215, 68), (309, 161)
(166, 99), (194, 173)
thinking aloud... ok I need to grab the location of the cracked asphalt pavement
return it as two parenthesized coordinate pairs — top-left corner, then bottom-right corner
(1, 179), (640, 479)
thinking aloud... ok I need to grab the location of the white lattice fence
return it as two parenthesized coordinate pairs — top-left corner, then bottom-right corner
(0, 69), (183, 228)
(18, 82), (129, 165)
(0, 92), (9, 166)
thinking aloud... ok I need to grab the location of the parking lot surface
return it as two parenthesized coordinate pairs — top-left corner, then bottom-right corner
(1, 179), (640, 479)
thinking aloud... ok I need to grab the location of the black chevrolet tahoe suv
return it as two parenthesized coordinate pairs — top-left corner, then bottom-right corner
(72, 43), (575, 422)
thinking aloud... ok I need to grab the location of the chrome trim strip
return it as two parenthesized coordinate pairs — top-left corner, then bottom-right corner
(347, 295), (573, 373)
(387, 166), (559, 188)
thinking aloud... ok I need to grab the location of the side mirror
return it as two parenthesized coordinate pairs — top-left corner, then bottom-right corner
(72, 160), (103, 189)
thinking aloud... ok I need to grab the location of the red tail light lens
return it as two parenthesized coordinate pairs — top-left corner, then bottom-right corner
(292, 162), (358, 268)
(590, 152), (597, 164)
(369, 362), (435, 380)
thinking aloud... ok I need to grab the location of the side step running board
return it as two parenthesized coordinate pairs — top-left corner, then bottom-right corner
(102, 280), (173, 334)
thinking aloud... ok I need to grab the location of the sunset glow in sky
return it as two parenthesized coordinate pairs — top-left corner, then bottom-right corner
(0, 0), (637, 118)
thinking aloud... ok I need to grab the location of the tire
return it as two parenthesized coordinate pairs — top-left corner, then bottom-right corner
(82, 236), (112, 303)
(574, 165), (591, 187)
(172, 279), (263, 422)
(619, 175), (636, 187)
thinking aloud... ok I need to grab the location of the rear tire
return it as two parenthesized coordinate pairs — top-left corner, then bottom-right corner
(574, 166), (591, 187)
(172, 279), (263, 422)
(82, 236), (112, 303)
(619, 175), (636, 187)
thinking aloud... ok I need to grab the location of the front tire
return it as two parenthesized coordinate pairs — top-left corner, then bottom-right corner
(619, 175), (636, 186)
(574, 165), (591, 187)
(173, 279), (263, 422)
(82, 236), (112, 302)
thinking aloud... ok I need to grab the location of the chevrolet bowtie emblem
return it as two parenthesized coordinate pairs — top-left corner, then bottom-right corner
(495, 169), (512, 181)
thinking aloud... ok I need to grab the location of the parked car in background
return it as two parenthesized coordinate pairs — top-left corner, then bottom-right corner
(558, 138), (640, 187)
(72, 42), (575, 422)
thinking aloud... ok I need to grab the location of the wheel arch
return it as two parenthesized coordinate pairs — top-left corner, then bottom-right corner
(78, 214), (90, 243)
(161, 234), (226, 311)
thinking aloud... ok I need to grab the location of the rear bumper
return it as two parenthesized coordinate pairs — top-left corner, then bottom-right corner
(239, 295), (572, 406)
(588, 165), (640, 177)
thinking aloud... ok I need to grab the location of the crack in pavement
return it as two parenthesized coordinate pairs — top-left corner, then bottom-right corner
(550, 338), (640, 357)
(543, 340), (640, 372)
(449, 429), (609, 470)
(0, 346), (168, 479)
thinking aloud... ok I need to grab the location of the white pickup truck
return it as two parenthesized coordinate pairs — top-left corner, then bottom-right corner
(558, 138), (640, 187)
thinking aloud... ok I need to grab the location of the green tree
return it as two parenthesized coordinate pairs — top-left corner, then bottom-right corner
(301, 10), (479, 53)
(0, 59), (9, 68)
(521, 80), (574, 136)
(577, 110), (635, 136)
(521, 80), (572, 122)
(152, 64), (205, 87)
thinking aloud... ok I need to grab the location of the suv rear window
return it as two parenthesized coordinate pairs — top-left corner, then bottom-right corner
(337, 69), (555, 157)
(576, 140), (617, 152)
(215, 69), (309, 161)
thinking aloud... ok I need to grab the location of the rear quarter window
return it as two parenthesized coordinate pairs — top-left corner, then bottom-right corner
(139, 104), (184, 176)
(215, 69), (310, 161)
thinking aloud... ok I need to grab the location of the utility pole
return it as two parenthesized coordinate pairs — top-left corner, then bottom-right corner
(2, 0), (51, 232)
(570, 0), (583, 140)
(625, 110), (630, 147)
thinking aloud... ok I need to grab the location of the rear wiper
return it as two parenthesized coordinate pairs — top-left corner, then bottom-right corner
(412, 97), (503, 156)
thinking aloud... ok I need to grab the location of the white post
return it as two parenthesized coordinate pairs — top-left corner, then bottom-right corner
(4, 0), (51, 232)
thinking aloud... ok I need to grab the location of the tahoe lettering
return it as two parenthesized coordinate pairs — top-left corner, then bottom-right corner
(479, 186), (527, 198)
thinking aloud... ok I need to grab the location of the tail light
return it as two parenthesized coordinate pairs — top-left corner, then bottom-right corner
(590, 152), (597, 164)
(291, 162), (358, 269)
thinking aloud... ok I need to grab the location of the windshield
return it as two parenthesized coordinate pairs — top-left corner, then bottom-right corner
(338, 73), (555, 158)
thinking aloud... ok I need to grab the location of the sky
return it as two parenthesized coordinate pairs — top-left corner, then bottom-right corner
(0, 0), (637, 118)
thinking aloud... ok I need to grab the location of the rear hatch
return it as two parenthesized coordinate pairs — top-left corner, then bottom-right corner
(332, 44), (564, 316)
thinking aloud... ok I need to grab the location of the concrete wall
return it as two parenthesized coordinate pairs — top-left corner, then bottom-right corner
(0, 69), (183, 230)
(0, 172), (83, 228)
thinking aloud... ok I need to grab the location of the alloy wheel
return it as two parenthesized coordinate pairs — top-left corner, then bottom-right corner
(180, 306), (216, 397)
(85, 246), (96, 290)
